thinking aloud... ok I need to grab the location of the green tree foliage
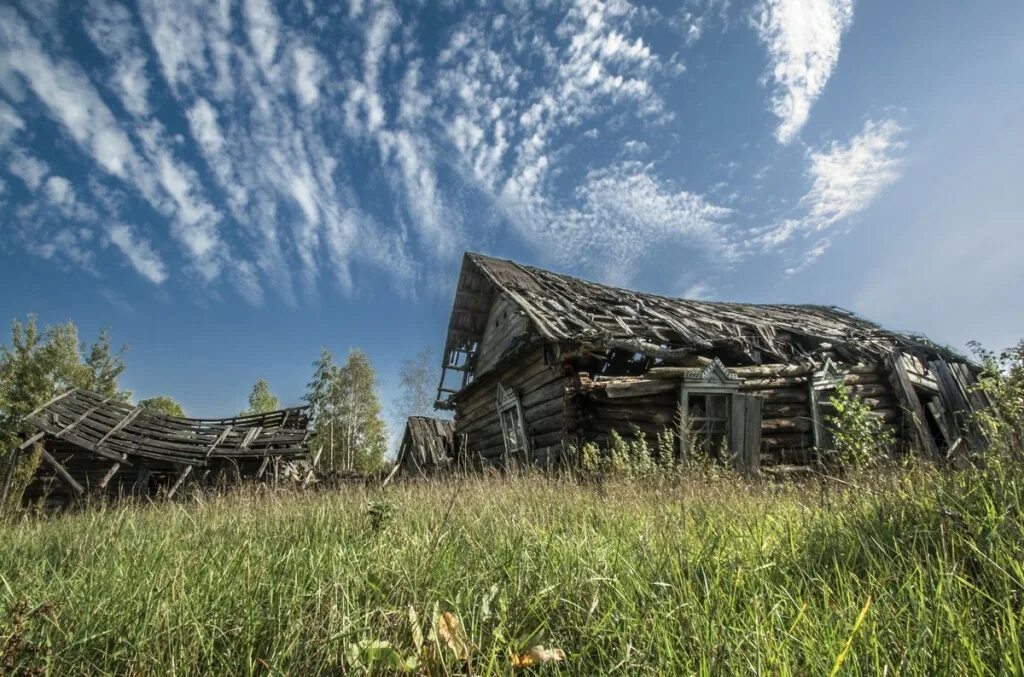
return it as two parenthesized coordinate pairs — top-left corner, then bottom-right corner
(139, 396), (186, 418)
(970, 339), (1024, 456)
(304, 349), (387, 473)
(240, 378), (279, 416)
(1, 315), (129, 511)
(823, 384), (894, 471)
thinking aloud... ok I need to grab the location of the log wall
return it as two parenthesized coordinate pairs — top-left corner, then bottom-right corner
(454, 346), (572, 466)
(570, 359), (900, 466)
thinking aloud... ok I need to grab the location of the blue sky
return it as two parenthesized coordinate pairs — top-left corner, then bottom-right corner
(1, 0), (1021, 430)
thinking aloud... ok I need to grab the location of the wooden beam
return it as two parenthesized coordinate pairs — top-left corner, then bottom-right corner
(887, 352), (939, 457)
(97, 461), (123, 490)
(94, 406), (144, 449)
(204, 426), (233, 458)
(1, 447), (23, 506)
(41, 448), (84, 497)
(166, 465), (194, 498)
(54, 395), (116, 439)
(23, 388), (78, 421)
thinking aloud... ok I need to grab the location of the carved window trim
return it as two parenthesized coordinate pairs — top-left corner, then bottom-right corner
(496, 383), (529, 462)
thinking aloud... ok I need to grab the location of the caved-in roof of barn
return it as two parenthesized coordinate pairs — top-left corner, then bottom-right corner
(442, 252), (964, 368)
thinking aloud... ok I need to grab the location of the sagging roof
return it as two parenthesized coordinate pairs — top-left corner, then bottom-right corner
(21, 388), (309, 467)
(397, 416), (456, 470)
(436, 252), (963, 406)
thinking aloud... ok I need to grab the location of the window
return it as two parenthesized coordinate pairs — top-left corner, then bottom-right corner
(496, 384), (528, 462)
(686, 392), (730, 459)
(809, 359), (847, 452)
(678, 359), (762, 470)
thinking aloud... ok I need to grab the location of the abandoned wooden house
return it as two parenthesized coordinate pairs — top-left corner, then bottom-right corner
(435, 252), (988, 471)
(395, 416), (458, 475)
(1, 388), (311, 508)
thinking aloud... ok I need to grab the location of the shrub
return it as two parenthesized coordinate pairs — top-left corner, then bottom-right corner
(969, 339), (1024, 457)
(823, 384), (894, 472)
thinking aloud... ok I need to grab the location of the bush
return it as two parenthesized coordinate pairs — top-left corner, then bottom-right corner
(822, 384), (895, 472)
(970, 339), (1024, 457)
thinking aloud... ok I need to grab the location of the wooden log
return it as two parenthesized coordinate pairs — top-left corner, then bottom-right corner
(742, 387), (808, 403)
(41, 448), (85, 497)
(887, 352), (938, 457)
(167, 465), (195, 498)
(602, 379), (676, 399)
(761, 418), (813, 434)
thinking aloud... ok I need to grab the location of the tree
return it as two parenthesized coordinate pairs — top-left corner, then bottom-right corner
(304, 348), (387, 473)
(1, 315), (129, 511)
(240, 378), (279, 416)
(139, 396), (186, 418)
(394, 346), (439, 422)
(81, 329), (129, 400)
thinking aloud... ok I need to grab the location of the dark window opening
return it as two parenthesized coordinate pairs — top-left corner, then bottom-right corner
(687, 393), (730, 459)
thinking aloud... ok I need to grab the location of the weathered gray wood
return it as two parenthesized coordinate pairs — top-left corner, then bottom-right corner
(166, 464), (194, 498)
(41, 448), (85, 496)
(94, 406), (144, 449)
(97, 461), (123, 490)
(887, 352), (939, 457)
(1, 447), (23, 506)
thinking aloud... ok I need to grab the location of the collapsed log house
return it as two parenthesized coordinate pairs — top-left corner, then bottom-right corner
(435, 253), (989, 471)
(1, 388), (310, 508)
(395, 416), (457, 475)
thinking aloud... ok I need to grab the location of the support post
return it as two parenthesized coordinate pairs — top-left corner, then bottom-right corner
(41, 447), (85, 497)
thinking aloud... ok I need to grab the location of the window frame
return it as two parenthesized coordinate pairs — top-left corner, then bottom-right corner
(496, 383), (529, 463)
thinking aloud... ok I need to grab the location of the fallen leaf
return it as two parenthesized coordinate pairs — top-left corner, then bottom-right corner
(512, 645), (566, 669)
(435, 611), (472, 661)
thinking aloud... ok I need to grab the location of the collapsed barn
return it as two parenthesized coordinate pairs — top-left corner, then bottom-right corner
(435, 252), (989, 471)
(395, 416), (457, 475)
(1, 388), (311, 508)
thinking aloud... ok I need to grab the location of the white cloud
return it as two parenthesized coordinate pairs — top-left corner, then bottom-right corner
(0, 100), (24, 147)
(292, 45), (323, 106)
(43, 175), (72, 205)
(754, 0), (853, 144)
(758, 118), (905, 269)
(106, 223), (168, 284)
(186, 98), (226, 154)
(8, 148), (48, 189)
(84, 0), (152, 116)
(244, 0), (282, 78)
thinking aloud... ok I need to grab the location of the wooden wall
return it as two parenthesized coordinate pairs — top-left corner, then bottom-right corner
(454, 345), (572, 466)
(570, 360), (900, 467)
(475, 294), (532, 374)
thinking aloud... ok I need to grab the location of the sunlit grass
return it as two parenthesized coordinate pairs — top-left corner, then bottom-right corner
(1, 464), (1022, 674)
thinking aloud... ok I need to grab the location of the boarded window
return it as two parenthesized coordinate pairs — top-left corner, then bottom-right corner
(809, 359), (847, 453)
(496, 384), (528, 462)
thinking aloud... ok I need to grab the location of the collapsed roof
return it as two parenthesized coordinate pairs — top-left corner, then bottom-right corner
(437, 252), (964, 406)
(396, 416), (457, 471)
(2, 388), (310, 506)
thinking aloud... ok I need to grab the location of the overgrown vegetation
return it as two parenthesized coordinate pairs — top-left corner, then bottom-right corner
(822, 383), (896, 471)
(1, 462), (1022, 674)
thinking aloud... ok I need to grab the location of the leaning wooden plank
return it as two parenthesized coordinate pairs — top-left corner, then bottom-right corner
(886, 352), (939, 457)
(22, 388), (79, 421)
(15, 431), (47, 452)
(41, 449), (85, 496)
(1, 447), (23, 505)
(97, 461), (123, 490)
(204, 426), (233, 458)
(93, 406), (144, 449)
(166, 464), (195, 498)
(53, 395), (116, 439)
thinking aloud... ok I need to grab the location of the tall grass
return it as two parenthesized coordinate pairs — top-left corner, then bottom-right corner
(1, 463), (1022, 674)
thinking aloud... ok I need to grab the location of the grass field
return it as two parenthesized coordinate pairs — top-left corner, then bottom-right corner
(1, 463), (1023, 675)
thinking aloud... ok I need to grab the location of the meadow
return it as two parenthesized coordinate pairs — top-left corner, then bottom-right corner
(1, 461), (1022, 675)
